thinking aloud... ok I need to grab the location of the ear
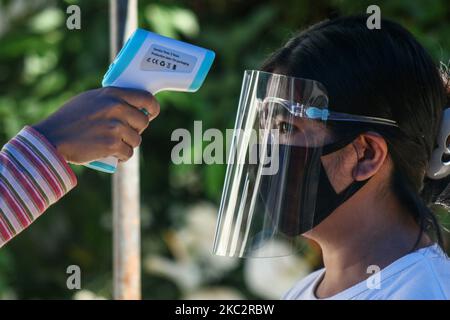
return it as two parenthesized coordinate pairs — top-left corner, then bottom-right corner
(351, 132), (388, 181)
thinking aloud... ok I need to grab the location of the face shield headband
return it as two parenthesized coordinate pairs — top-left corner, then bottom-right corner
(213, 70), (398, 258)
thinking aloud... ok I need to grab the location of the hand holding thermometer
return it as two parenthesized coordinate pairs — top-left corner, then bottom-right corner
(84, 28), (215, 173)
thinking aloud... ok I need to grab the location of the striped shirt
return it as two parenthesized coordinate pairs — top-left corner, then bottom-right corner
(0, 126), (77, 248)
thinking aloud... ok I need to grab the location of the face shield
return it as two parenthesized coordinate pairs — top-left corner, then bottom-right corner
(213, 70), (398, 258)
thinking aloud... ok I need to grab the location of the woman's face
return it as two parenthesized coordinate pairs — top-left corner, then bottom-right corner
(260, 99), (357, 197)
(260, 102), (360, 236)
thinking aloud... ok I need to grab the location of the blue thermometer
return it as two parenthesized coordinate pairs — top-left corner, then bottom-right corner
(84, 28), (215, 173)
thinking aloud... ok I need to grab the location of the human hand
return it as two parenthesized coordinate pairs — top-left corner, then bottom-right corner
(32, 87), (160, 164)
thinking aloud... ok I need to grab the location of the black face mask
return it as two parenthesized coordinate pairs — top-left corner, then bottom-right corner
(258, 136), (369, 236)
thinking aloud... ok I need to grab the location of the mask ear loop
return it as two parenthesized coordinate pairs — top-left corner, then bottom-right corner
(427, 108), (450, 179)
(311, 132), (373, 228)
(321, 134), (360, 155)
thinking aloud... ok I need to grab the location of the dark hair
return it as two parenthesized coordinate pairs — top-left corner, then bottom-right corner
(262, 15), (449, 248)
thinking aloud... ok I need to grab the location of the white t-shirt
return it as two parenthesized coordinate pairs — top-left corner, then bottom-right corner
(283, 244), (450, 300)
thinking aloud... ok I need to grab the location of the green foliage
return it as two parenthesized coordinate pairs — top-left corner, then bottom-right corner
(0, 0), (448, 299)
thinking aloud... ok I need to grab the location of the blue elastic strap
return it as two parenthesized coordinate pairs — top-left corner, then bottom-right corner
(305, 107), (329, 120)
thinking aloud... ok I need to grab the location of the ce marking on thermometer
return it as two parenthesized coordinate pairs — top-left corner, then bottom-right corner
(147, 57), (177, 70)
(141, 44), (197, 73)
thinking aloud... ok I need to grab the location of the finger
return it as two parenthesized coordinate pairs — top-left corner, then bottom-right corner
(114, 140), (134, 162)
(117, 103), (150, 133)
(105, 87), (160, 120)
(117, 122), (142, 148)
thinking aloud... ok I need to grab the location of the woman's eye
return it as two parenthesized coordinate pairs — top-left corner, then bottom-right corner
(278, 121), (297, 134)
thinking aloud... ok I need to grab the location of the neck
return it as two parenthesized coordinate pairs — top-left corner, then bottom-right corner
(308, 182), (432, 298)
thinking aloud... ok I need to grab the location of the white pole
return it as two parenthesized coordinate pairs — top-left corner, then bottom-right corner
(110, 0), (141, 300)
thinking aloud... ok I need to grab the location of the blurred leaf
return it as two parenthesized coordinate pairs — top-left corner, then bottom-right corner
(145, 4), (199, 38)
(28, 7), (64, 33)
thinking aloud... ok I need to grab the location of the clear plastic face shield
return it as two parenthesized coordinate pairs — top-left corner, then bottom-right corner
(213, 70), (399, 258)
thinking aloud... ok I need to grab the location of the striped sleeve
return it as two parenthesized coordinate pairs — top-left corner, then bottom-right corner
(0, 126), (77, 248)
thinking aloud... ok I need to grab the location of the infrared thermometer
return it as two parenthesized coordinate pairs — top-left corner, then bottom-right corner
(84, 28), (215, 173)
